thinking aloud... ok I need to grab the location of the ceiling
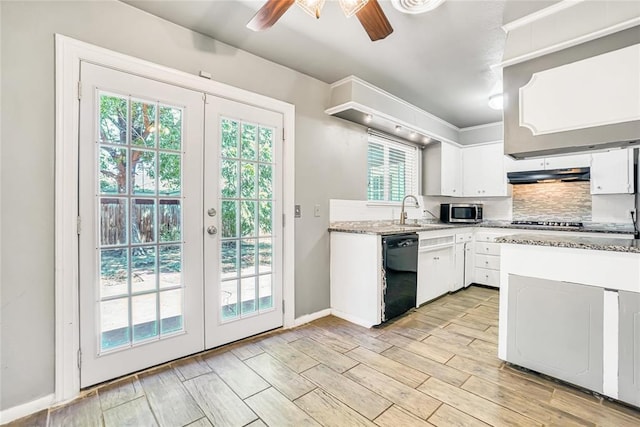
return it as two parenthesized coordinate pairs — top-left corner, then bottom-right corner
(123, 0), (559, 128)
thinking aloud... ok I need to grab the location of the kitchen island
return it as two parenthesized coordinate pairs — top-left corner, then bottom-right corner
(497, 233), (640, 408)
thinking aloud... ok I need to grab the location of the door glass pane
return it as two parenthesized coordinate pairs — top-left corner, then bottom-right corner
(240, 162), (256, 198)
(259, 126), (273, 163)
(131, 150), (156, 195)
(241, 239), (256, 277)
(100, 248), (128, 298)
(158, 153), (181, 196)
(159, 245), (182, 289)
(100, 147), (127, 194)
(221, 240), (239, 280)
(221, 118), (239, 158)
(241, 123), (257, 160)
(259, 275), (273, 310)
(158, 106), (182, 151)
(96, 92), (185, 354)
(131, 247), (156, 293)
(241, 277), (257, 315)
(132, 294), (158, 342)
(160, 289), (183, 334)
(131, 100), (156, 148)
(100, 198), (127, 246)
(132, 199), (156, 244)
(221, 160), (238, 198)
(241, 201), (256, 237)
(219, 116), (276, 322)
(258, 239), (272, 274)
(99, 94), (128, 145)
(221, 280), (239, 320)
(221, 200), (238, 238)
(159, 200), (181, 242)
(101, 298), (129, 351)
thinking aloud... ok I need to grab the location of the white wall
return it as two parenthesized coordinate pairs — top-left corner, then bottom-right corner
(0, 0), (368, 411)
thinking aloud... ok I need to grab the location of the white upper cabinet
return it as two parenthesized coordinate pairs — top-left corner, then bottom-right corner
(506, 153), (591, 172)
(590, 149), (635, 195)
(423, 142), (462, 197)
(519, 44), (640, 136)
(462, 143), (508, 197)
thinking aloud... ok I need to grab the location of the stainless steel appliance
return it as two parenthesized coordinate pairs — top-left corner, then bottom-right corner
(382, 233), (418, 322)
(440, 203), (483, 224)
(507, 167), (590, 184)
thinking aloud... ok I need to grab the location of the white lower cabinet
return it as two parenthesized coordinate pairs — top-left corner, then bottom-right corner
(454, 232), (473, 291)
(472, 232), (503, 288)
(417, 232), (455, 305)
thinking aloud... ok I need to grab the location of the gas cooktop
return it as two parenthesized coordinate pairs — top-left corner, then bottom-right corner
(511, 220), (584, 228)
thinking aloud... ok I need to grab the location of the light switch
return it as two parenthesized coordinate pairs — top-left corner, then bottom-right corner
(314, 204), (321, 217)
(294, 205), (301, 218)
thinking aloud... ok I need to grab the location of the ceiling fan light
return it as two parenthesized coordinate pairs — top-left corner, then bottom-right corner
(339, 0), (369, 18)
(296, 0), (326, 18)
(391, 0), (446, 14)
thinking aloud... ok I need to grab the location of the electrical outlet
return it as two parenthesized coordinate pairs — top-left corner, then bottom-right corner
(294, 205), (301, 218)
(314, 204), (320, 217)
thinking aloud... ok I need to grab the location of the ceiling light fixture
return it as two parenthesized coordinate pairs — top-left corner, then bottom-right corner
(391, 0), (446, 14)
(395, 125), (402, 132)
(296, 0), (369, 19)
(410, 131), (417, 139)
(364, 113), (373, 123)
(488, 93), (504, 110)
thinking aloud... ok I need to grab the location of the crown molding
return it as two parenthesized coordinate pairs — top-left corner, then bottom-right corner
(502, 0), (584, 33)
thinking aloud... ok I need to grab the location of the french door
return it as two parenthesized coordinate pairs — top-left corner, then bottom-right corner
(78, 62), (283, 387)
(204, 97), (284, 349)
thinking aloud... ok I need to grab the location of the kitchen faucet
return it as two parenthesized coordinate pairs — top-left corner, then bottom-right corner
(400, 194), (419, 225)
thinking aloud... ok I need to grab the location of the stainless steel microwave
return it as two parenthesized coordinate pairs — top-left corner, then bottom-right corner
(440, 203), (483, 223)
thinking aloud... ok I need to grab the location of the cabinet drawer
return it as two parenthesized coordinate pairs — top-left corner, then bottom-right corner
(476, 242), (500, 256)
(456, 233), (473, 243)
(475, 233), (497, 242)
(476, 254), (500, 270)
(475, 267), (500, 287)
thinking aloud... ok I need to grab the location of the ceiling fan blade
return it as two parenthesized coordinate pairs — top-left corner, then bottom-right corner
(356, 0), (393, 41)
(247, 0), (296, 31)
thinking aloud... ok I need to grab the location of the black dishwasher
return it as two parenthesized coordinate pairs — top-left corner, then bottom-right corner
(382, 233), (418, 322)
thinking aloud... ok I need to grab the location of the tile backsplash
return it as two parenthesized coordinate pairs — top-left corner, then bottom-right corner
(512, 181), (592, 221)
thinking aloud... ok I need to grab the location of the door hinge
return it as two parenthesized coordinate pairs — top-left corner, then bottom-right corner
(282, 128), (285, 141)
(77, 349), (82, 369)
(77, 81), (82, 100)
(282, 300), (285, 314)
(76, 216), (82, 234)
(282, 214), (285, 227)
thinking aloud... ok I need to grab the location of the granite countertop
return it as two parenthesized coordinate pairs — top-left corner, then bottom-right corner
(328, 220), (635, 236)
(496, 233), (640, 253)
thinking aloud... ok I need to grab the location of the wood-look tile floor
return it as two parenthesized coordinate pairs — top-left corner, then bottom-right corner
(7, 286), (640, 427)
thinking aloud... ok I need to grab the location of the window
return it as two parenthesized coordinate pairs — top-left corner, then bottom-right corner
(367, 132), (419, 202)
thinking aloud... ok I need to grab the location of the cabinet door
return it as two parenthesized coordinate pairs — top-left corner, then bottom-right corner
(417, 247), (454, 305)
(619, 291), (640, 407)
(462, 143), (507, 197)
(591, 149), (634, 194)
(464, 243), (475, 287)
(506, 275), (604, 393)
(441, 143), (463, 196)
(453, 243), (465, 292)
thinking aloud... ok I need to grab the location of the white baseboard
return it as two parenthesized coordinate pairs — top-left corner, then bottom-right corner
(0, 393), (54, 424)
(330, 309), (376, 328)
(292, 308), (332, 327)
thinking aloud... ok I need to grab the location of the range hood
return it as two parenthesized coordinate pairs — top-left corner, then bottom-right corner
(507, 167), (590, 184)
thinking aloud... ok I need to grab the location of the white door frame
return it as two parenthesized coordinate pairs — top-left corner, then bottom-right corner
(54, 34), (295, 404)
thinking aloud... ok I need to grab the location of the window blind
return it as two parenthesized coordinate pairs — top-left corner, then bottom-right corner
(367, 131), (420, 202)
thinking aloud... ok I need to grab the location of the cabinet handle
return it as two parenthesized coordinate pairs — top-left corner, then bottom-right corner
(433, 256), (440, 260)
(485, 261), (489, 265)
(597, 186), (602, 190)
(453, 189), (456, 192)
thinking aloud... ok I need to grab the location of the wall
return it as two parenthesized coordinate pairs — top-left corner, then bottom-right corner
(0, 0), (367, 410)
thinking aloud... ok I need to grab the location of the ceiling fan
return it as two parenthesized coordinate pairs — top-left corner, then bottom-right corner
(247, 0), (394, 41)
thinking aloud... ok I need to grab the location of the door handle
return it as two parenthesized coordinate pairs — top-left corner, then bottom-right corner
(207, 225), (218, 236)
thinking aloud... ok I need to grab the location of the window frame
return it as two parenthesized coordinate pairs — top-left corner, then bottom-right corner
(366, 132), (421, 205)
